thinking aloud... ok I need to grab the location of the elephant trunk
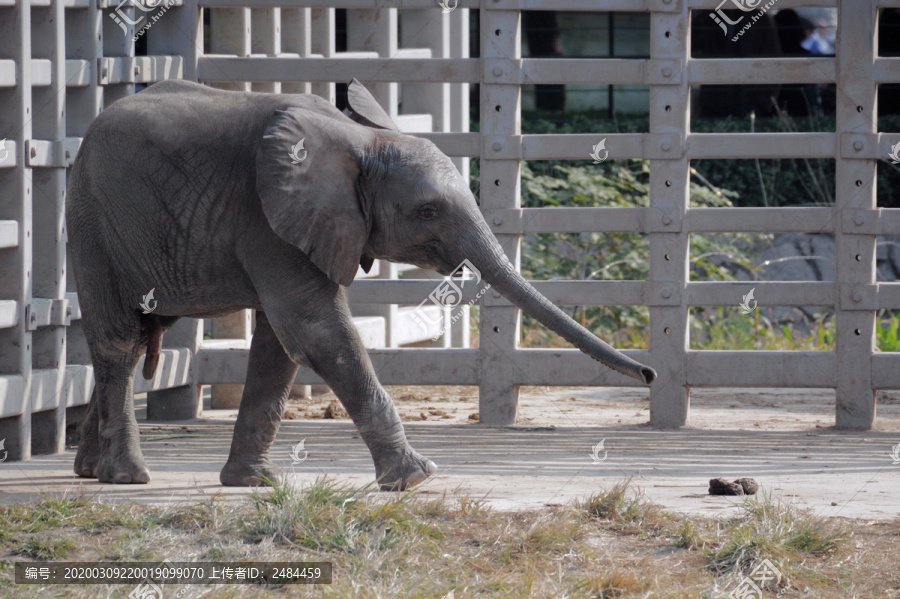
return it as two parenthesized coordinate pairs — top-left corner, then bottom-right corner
(463, 226), (656, 385)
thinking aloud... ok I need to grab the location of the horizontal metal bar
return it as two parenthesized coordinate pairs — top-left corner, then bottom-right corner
(0, 139), (17, 168)
(484, 133), (675, 160)
(0, 375), (27, 418)
(489, 0), (676, 10)
(483, 58), (682, 85)
(690, 0), (837, 9)
(0, 301), (19, 329)
(66, 292), (82, 321)
(687, 133), (835, 159)
(347, 278), (875, 309)
(25, 138), (82, 168)
(413, 132), (480, 157)
(348, 279), (648, 307)
(686, 351), (836, 387)
(134, 348), (193, 393)
(96, 0), (184, 7)
(688, 58), (835, 85)
(837, 132), (900, 160)
(25, 299), (71, 330)
(198, 348), (480, 385)
(199, 0), (476, 7)
(26, 299), (52, 331)
(511, 349), (653, 386)
(65, 60), (92, 87)
(347, 279), (481, 305)
(482, 207), (838, 235)
(31, 368), (65, 413)
(198, 57), (479, 83)
(199, 346), (878, 389)
(0, 221), (19, 249)
(63, 366), (93, 408)
(484, 207), (678, 234)
(874, 57), (900, 84)
(31, 0), (91, 6)
(31, 59), (52, 86)
(31, 60), (94, 88)
(685, 281), (835, 308)
(0, 60), (15, 87)
(99, 56), (184, 85)
(688, 208), (836, 233)
(477, 133), (834, 161)
(872, 353), (900, 389)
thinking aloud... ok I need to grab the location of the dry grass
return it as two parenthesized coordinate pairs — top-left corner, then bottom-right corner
(0, 479), (897, 598)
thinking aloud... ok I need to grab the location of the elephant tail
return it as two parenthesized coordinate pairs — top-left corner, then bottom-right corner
(142, 318), (164, 380)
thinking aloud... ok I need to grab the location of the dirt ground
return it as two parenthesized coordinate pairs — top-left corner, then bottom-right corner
(1, 386), (899, 521)
(284, 384), (900, 432)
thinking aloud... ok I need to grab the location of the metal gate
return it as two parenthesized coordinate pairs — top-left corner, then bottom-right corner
(1, 0), (898, 463)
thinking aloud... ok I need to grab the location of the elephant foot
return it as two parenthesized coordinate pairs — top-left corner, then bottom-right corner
(220, 459), (283, 487)
(96, 454), (151, 484)
(374, 449), (437, 491)
(74, 444), (100, 479)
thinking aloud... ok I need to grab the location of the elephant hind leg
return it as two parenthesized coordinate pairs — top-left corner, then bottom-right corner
(220, 312), (299, 487)
(73, 388), (100, 478)
(77, 291), (150, 483)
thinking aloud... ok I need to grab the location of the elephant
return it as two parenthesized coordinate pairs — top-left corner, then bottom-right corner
(66, 78), (656, 490)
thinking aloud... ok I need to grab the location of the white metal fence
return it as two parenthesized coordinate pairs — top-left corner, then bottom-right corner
(1, 0), (899, 462)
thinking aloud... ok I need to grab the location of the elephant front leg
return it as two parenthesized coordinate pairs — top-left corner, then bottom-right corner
(265, 296), (436, 491)
(351, 385), (438, 490)
(221, 312), (299, 487)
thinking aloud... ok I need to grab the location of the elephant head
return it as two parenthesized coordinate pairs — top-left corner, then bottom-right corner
(255, 79), (656, 385)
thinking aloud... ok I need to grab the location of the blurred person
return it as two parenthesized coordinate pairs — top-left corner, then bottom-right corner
(773, 9), (823, 117)
(692, 9), (782, 119)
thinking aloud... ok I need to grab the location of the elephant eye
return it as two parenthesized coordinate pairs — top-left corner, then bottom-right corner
(418, 205), (439, 220)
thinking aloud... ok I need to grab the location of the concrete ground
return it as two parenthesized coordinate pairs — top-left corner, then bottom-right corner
(1, 387), (899, 521)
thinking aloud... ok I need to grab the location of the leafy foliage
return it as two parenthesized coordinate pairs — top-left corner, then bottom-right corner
(517, 159), (756, 348)
(467, 111), (900, 350)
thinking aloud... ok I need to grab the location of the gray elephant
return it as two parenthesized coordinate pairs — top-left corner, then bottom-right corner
(67, 78), (656, 490)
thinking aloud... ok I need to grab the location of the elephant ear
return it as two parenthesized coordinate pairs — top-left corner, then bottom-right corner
(346, 78), (400, 131)
(256, 107), (373, 286)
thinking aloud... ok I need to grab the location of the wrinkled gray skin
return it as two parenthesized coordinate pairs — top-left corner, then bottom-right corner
(67, 79), (656, 491)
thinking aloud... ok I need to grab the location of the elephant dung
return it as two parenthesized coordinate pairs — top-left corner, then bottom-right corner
(709, 477), (758, 496)
(323, 399), (349, 419)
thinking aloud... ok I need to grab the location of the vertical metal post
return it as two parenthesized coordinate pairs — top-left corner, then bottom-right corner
(834, 0), (877, 429)
(648, 2), (689, 428)
(146, 317), (203, 420)
(448, 8), (471, 349)
(209, 311), (252, 409)
(346, 8), (397, 116)
(64, 0), (105, 435)
(281, 7), (311, 95)
(210, 7), (251, 92)
(102, 0), (136, 105)
(251, 7), (281, 93)
(149, 0), (202, 82)
(401, 11), (450, 131)
(309, 8), (334, 102)
(449, 8), (470, 183)
(478, 7), (522, 425)
(0, 0), (34, 461)
(29, 0), (68, 454)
